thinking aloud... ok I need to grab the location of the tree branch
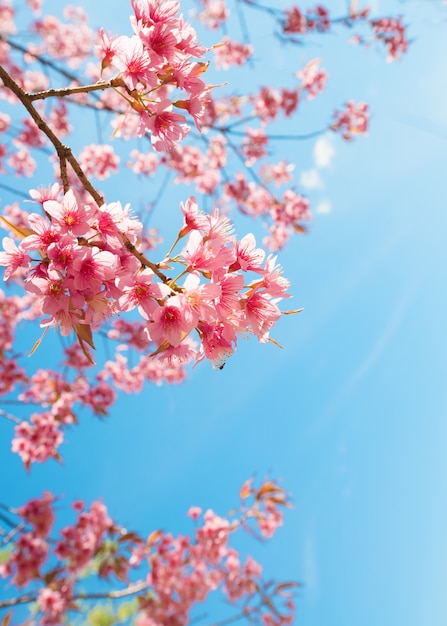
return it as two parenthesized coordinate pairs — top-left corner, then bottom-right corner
(0, 64), (104, 207)
(29, 81), (113, 102)
(0, 580), (150, 610)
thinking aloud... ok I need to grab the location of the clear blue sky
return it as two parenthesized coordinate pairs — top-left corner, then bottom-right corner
(1, 1), (447, 624)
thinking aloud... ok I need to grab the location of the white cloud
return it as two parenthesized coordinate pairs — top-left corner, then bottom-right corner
(313, 136), (335, 168)
(300, 168), (323, 189)
(316, 200), (331, 214)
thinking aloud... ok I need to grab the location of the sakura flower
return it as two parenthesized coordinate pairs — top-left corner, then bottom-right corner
(370, 17), (409, 61)
(198, 321), (236, 367)
(230, 233), (265, 272)
(241, 291), (281, 343)
(260, 161), (294, 188)
(46, 236), (77, 279)
(117, 269), (171, 319)
(331, 100), (369, 140)
(127, 149), (159, 176)
(12, 412), (64, 467)
(140, 21), (182, 65)
(187, 506), (202, 521)
(297, 58), (328, 100)
(29, 183), (61, 204)
(144, 100), (190, 151)
(18, 492), (55, 538)
(112, 35), (157, 90)
(258, 255), (291, 298)
(282, 6), (307, 34)
(78, 144), (120, 180)
(0, 237), (31, 280)
(43, 189), (91, 236)
(7, 147), (36, 177)
(280, 88), (299, 116)
(93, 201), (141, 248)
(70, 246), (118, 293)
(25, 276), (80, 336)
(0, 532), (48, 587)
(198, 0), (229, 30)
(182, 230), (235, 274)
(242, 128), (268, 167)
(181, 271), (220, 326)
(179, 196), (208, 236)
(156, 337), (197, 366)
(97, 27), (120, 71)
(147, 295), (193, 347)
(212, 271), (244, 323)
(214, 37), (253, 70)
(55, 500), (112, 572)
(131, 0), (180, 27)
(38, 587), (71, 626)
(307, 5), (330, 32)
(21, 213), (60, 251)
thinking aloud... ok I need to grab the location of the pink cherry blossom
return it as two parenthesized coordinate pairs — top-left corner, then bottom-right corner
(297, 58), (328, 100)
(147, 295), (193, 348)
(197, 0), (229, 30)
(214, 37), (253, 70)
(12, 412), (64, 468)
(18, 492), (55, 538)
(78, 144), (120, 180)
(0, 236), (31, 280)
(144, 101), (190, 151)
(43, 189), (91, 236)
(331, 100), (369, 140)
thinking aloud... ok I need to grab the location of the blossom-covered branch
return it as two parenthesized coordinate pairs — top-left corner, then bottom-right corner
(0, 480), (296, 625)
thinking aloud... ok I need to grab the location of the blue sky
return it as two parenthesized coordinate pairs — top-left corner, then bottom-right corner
(1, 1), (447, 624)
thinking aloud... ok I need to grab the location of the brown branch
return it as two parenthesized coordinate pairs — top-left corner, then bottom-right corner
(121, 233), (171, 284)
(77, 580), (150, 601)
(0, 580), (150, 610)
(0, 64), (104, 207)
(59, 156), (69, 194)
(29, 81), (113, 102)
(0, 593), (36, 610)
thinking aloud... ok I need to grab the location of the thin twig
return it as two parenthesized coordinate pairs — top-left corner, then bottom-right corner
(0, 183), (30, 200)
(29, 81), (113, 102)
(1, 521), (25, 547)
(0, 408), (21, 425)
(0, 64), (105, 207)
(0, 580), (150, 610)
(217, 127), (327, 141)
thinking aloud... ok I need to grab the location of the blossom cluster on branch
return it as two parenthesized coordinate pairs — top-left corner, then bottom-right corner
(0, 480), (296, 626)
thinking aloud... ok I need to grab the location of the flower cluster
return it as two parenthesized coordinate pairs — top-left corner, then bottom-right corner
(370, 16), (409, 61)
(214, 36), (253, 70)
(331, 100), (369, 141)
(12, 412), (64, 469)
(281, 4), (339, 35)
(0, 189), (290, 371)
(30, 5), (95, 68)
(97, 0), (211, 149)
(0, 481), (295, 626)
(197, 0), (230, 30)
